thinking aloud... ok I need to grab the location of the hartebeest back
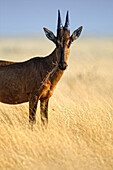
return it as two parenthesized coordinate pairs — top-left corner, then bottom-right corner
(0, 10), (83, 127)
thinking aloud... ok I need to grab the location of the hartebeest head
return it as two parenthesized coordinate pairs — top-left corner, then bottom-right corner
(43, 10), (83, 70)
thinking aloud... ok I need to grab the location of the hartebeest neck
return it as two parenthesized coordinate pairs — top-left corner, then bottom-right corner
(41, 47), (70, 88)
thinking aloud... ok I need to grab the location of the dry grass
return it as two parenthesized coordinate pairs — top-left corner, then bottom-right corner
(0, 36), (113, 170)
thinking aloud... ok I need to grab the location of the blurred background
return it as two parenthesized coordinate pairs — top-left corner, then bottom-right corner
(0, 0), (113, 37)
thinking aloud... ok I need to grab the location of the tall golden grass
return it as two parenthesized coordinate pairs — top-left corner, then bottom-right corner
(0, 37), (113, 170)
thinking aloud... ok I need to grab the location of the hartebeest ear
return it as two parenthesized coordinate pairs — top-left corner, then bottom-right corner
(43, 27), (57, 44)
(70, 26), (83, 42)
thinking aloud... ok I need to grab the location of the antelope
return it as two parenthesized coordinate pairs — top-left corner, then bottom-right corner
(0, 10), (83, 127)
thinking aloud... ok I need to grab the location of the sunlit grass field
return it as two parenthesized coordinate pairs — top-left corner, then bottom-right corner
(0, 36), (113, 170)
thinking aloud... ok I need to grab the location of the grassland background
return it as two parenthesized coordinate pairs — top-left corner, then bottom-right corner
(0, 36), (113, 170)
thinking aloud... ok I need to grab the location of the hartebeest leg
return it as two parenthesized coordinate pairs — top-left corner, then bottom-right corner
(40, 99), (49, 127)
(29, 95), (38, 125)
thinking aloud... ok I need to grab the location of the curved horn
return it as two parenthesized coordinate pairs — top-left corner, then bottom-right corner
(64, 11), (69, 30)
(57, 10), (63, 30)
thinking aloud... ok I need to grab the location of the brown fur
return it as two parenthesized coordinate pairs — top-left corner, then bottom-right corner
(0, 32), (70, 126)
(0, 14), (82, 127)
(0, 60), (15, 66)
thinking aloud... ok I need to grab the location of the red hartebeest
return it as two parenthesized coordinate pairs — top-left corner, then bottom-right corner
(0, 10), (83, 127)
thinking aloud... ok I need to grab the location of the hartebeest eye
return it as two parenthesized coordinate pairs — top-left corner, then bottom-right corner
(68, 41), (71, 48)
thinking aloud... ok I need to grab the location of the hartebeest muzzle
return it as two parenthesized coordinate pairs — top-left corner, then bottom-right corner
(59, 61), (67, 70)
(58, 48), (68, 70)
